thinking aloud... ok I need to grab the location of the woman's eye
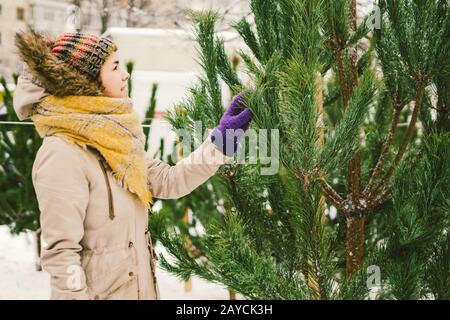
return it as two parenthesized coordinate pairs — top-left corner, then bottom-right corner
(113, 66), (118, 71)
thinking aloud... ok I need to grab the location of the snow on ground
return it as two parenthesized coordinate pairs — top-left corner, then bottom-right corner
(0, 226), (240, 300)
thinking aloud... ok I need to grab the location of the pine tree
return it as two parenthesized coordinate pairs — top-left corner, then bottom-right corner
(0, 74), (43, 270)
(0, 74), (42, 235)
(151, 0), (449, 299)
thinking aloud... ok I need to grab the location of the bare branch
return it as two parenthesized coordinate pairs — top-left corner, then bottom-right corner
(363, 107), (401, 197)
(369, 81), (426, 200)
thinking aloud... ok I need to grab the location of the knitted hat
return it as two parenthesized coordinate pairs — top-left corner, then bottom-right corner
(49, 32), (117, 80)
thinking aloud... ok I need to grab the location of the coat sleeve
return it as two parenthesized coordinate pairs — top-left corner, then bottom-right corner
(32, 138), (90, 300)
(146, 134), (233, 199)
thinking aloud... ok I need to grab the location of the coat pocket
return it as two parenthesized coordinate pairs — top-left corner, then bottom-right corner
(82, 245), (138, 300)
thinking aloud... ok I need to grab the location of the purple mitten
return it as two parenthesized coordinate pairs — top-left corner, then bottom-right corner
(211, 93), (252, 156)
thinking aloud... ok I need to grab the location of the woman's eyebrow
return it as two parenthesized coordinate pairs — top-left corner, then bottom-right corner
(113, 61), (119, 66)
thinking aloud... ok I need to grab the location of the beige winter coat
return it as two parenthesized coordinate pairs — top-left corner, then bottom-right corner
(14, 72), (232, 300)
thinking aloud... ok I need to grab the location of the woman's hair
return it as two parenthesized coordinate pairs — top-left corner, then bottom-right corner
(96, 76), (106, 94)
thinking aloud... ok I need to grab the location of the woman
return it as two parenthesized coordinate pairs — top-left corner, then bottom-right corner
(13, 31), (252, 300)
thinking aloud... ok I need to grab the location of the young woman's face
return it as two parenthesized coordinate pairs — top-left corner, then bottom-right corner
(99, 51), (130, 98)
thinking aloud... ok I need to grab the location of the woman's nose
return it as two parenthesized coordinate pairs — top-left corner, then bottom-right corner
(123, 72), (130, 81)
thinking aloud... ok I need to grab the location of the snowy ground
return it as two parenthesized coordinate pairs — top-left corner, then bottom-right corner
(0, 226), (241, 300)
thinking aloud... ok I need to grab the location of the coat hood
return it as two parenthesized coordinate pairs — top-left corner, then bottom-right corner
(12, 66), (49, 120)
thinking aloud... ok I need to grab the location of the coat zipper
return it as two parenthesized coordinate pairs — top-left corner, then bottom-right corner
(98, 159), (115, 220)
(99, 157), (142, 299)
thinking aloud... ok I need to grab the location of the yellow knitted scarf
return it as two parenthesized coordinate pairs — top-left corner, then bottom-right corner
(31, 95), (153, 209)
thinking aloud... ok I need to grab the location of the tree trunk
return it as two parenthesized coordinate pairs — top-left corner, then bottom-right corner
(345, 214), (365, 276)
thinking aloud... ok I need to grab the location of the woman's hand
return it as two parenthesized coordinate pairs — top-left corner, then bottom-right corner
(211, 93), (252, 156)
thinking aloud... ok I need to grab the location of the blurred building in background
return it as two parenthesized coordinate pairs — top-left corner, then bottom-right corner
(0, 0), (251, 81)
(0, 0), (28, 80)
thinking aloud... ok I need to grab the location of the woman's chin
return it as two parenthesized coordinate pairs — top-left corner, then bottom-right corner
(120, 89), (128, 98)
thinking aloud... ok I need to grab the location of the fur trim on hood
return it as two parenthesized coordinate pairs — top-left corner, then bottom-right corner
(14, 30), (103, 97)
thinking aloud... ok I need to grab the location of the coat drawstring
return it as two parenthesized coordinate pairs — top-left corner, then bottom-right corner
(98, 159), (115, 220)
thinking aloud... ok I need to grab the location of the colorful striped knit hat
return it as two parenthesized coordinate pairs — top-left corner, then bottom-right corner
(49, 32), (117, 80)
